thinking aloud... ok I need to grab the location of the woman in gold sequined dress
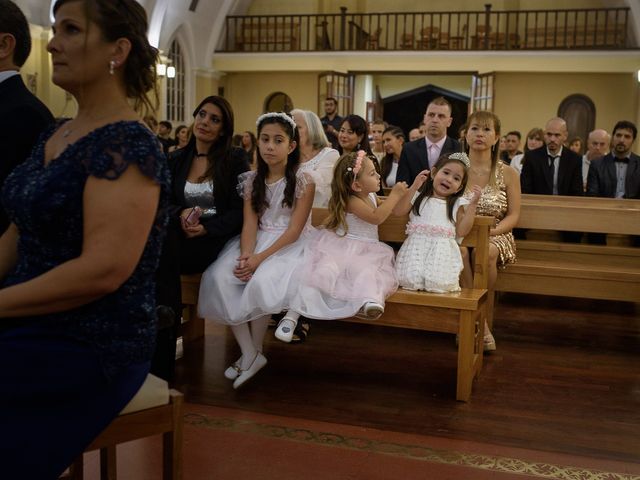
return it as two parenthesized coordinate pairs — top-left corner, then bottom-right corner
(461, 111), (521, 351)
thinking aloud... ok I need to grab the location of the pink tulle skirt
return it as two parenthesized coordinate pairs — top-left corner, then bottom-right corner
(290, 229), (398, 320)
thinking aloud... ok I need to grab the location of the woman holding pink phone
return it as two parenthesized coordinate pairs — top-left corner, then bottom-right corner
(153, 95), (249, 380)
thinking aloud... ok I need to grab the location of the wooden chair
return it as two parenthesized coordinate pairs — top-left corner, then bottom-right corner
(62, 374), (184, 480)
(399, 33), (414, 49)
(472, 24), (491, 48)
(367, 27), (382, 49)
(416, 27), (439, 49)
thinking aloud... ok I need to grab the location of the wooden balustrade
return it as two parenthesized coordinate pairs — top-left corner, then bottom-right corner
(222, 6), (631, 53)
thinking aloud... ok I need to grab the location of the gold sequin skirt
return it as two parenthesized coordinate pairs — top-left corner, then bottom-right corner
(492, 231), (517, 268)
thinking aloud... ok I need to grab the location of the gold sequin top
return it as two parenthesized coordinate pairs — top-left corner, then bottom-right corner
(466, 161), (516, 267)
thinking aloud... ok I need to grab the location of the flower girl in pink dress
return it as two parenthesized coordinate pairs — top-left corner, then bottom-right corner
(275, 151), (407, 342)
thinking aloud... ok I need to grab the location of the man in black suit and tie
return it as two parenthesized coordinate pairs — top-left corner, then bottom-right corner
(0, 0), (54, 234)
(520, 117), (583, 197)
(520, 117), (583, 242)
(586, 120), (639, 199)
(396, 96), (460, 185)
(586, 121), (639, 245)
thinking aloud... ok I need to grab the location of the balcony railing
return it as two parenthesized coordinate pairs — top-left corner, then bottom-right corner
(220, 5), (632, 53)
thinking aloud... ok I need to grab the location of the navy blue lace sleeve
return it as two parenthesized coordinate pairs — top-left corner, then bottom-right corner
(83, 122), (168, 183)
(0, 120), (170, 378)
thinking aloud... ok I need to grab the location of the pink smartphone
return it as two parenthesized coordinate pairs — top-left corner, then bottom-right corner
(184, 206), (201, 225)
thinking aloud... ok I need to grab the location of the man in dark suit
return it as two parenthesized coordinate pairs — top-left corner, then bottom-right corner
(520, 117), (583, 197)
(396, 96), (460, 185)
(521, 117), (583, 242)
(586, 120), (639, 199)
(0, 0), (54, 234)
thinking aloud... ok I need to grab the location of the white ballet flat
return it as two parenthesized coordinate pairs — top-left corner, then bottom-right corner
(224, 357), (242, 380)
(233, 352), (268, 389)
(355, 302), (384, 320)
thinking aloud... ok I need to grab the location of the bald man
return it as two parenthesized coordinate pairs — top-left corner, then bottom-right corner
(520, 117), (583, 196)
(581, 129), (610, 191)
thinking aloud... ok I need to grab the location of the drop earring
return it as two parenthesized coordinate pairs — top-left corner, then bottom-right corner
(109, 60), (116, 75)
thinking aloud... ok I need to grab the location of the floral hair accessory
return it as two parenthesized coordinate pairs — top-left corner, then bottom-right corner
(346, 150), (365, 176)
(256, 112), (297, 131)
(448, 151), (471, 168)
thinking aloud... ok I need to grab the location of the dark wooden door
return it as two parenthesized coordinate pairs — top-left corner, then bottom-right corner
(558, 94), (596, 146)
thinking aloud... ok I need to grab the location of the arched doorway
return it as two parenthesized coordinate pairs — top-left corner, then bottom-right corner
(558, 94), (596, 147)
(382, 84), (469, 140)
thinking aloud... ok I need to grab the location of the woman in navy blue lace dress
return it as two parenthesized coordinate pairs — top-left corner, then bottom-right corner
(0, 0), (169, 477)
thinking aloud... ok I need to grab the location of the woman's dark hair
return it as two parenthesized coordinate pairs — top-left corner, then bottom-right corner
(53, 0), (159, 114)
(340, 115), (372, 155)
(243, 131), (257, 153)
(252, 113), (300, 216)
(340, 114), (383, 180)
(231, 134), (243, 147)
(380, 125), (405, 186)
(174, 124), (187, 141)
(189, 96), (236, 205)
(524, 127), (544, 153)
(412, 154), (469, 222)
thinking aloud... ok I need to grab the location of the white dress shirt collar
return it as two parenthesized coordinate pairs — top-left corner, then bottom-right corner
(0, 70), (20, 85)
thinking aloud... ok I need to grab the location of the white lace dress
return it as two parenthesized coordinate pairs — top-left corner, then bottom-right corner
(290, 193), (398, 319)
(197, 171), (313, 324)
(395, 195), (469, 293)
(297, 147), (340, 207)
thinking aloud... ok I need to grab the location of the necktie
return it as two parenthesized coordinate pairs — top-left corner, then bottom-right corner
(428, 144), (438, 167)
(614, 157), (629, 164)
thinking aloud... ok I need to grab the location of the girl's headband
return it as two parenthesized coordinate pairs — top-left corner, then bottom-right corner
(346, 150), (366, 177)
(256, 112), (297, 131)
(448, 152), (471, 168)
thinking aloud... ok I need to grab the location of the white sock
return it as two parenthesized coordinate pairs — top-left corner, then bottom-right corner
(230, 323), (257, 370)
(283, 310), (300, 324)
(250, 315), (271, 351)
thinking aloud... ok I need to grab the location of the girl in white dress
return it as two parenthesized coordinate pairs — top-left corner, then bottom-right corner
(198, 112), (315, 388)
(394, 153), (481, 293)
(275, 151), (408, 341)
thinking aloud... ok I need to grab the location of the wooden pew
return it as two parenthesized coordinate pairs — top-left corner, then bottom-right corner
(181, 211), (493, 402)
(495, 195), (640, 302)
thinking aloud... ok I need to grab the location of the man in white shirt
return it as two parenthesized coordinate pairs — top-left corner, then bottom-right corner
(396, 96), (460, 184)
(581, 129), (610, 191)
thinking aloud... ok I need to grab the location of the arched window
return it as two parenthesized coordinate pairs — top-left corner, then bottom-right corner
(166, 39), (186, 122)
